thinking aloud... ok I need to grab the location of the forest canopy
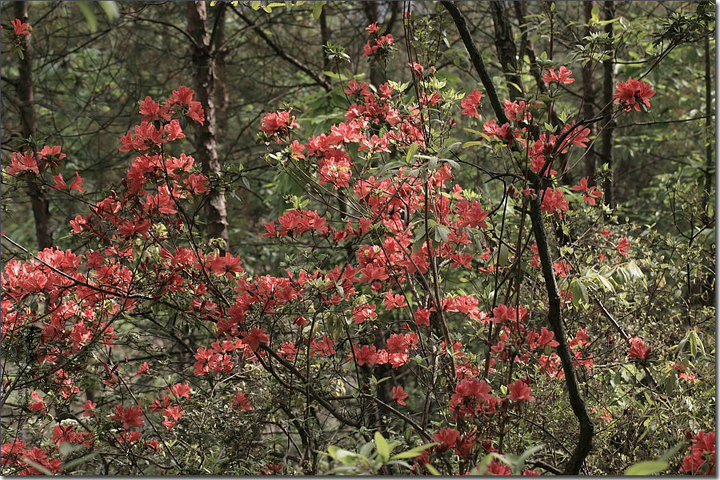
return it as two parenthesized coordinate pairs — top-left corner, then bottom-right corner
(0, 1), (715, 476)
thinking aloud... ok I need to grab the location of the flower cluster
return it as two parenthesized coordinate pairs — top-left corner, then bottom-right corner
(614, 77), (655, 112)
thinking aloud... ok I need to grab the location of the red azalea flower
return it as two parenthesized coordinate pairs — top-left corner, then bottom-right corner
(542, 66), (574, 84)
(507, 379), (535, 402)
(11, 18), (30, 35)
(232, 391), (253, 411)
(628, 337), (651, 361)
(572, 177), (603, 206)
(461, 89), (483, 118)
(616, 236), (631, 258)
(169, 383), (192, 399)
(392, 385), (408, 406)
(111, 404), (144, 429)
(614, 77), (656, 112)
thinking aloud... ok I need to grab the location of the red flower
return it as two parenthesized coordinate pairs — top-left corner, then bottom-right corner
(8, 151), (39, 175)
(358, 264), (389, 284)
(169, 383), (191, 399)
(542, 66), (574, 84)
(681, 430), (716, 475)
(538, 327), (559, 348)
(414, 307), (433, 327)
(486, 459), (512, 475)
(139, 96), (168, 122)
(185, 173), (209, 194)
(352, 303), (377, 324)
(504, 99), (531, 122)
(461, 89), (483, 118)
(628, 337), (651, 361)
(242, 328), (269, 351)
(365, 22), (379, 34)
(81, 400), (96, 417)
(433, 428), (460, 452)
(164, 119), (185, 141)
(161, 405), (184, 430)
(572, 177), (603, 206)
(408, 61), (424, 77)
(540, 188), (569, 216)
(111, 404), (144, 429)
(11, 18), (30, 36)
(507, 379), (535, 402)
(483, 120), (515, 143)
(614, 77), (655, 112)
(450, 377), (498, 419)
(69, 172), (84, 193)
(553, 260), (571, 278)
(616, 236), (631, 258)
(209, 252), (244, 278)
(259, 110), (299, 140)
(310, 336), (336, 357)
(28, 391), (46, 413)
(465, 200), (489, 229)
(232, 391), (253, 411)
(392, 385), (408, 406)
(352, 344), (382, 366)
(383, 289), (408, 310)
(117, 430), (142, 443)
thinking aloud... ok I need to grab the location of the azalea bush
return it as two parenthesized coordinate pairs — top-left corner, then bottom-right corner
(1, 17), (715, 477)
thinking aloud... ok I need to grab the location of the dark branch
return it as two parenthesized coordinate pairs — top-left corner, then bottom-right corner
(230, 5), (332, 92)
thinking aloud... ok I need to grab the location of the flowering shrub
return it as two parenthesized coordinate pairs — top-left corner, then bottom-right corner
(1, 23), (713, 475)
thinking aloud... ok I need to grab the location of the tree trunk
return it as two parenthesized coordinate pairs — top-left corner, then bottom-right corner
(702, 32), (713, 221)
(15, 1), (53, 251)
(320, 6), (330, 70)
(582, 1), (599, 182)
(187, 1), (229, 249)
(363, 1), (385, 87)
(213, 4), (229, 138)
(490, 1), (522, 100)
(600, 1), (616, 209)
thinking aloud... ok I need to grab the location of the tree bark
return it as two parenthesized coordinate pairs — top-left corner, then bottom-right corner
(582, 1), (599, 182)
(15, 1), (53, 251)
(363, 1), (385, 87)
(702, 32), (713, 221)
(213, 4), (229, 137)
(490, 1), (522, 100)
(187, 1), (229, 249)
(600, 1), (616, 209)
(319, 6), (330, 70)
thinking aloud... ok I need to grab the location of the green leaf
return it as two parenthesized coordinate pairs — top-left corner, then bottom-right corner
(312, 1), (326, 19)
(63, 451), (100, 471)
(594, 273), (615, 292)
(425, 463), (441, 475)
(405, 143), (420, 164)
(98, 1), (119, 21)
(333, 447), (361, 466)
(472, 453), (497, 475)
(77, 2), (98, 32)
(624, 460), (668, 475)
(627, 261), (644, 283)
(658, 442), (686, 463)
(434, 225), (450, 243)
(375, 431), (390, 463)
(391, 443), (437, 460)
(570, 278), (589, 308)
(21, 458), (53, 476)
(517, 444), (544, 465)
(497, 243), (510, 266)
